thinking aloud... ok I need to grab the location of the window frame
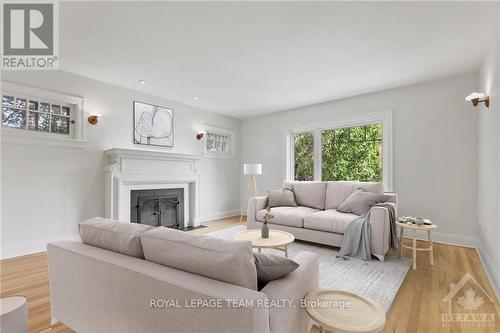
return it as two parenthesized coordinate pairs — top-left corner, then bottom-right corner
(1, 82), (85, 148)
(202, 124), (235, 159)
(285, 110), (393, 191)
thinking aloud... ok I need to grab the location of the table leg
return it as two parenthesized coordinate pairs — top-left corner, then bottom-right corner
(428, 230), (434, 266)
(258, 248), (261, 253)
(399, 226), (404, 258)
(412, 230), (417, 270)
(284, 245), (288, 258)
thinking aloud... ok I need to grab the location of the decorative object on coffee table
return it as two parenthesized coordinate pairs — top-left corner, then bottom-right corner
(396, 219), (437, 270)
(232, 229), (294, 257)
(305, 289), (385, 333)
(241, 163), (263, 221)
(0, 296), (28, 333)
(261, 207), (273, 238)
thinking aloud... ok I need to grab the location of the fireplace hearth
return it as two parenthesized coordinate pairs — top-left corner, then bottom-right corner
(130, 188), (184, 229)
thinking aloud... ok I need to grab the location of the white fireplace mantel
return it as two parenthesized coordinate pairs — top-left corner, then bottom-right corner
(104, 148), (203, 227)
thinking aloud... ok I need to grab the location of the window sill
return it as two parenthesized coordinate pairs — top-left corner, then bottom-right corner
(203, 152), (234, 160)
(1, 129), (85, 149)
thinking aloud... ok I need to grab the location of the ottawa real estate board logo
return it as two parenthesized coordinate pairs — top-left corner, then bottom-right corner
(1, 1), (58, 69)
(442, 272), (496, 328)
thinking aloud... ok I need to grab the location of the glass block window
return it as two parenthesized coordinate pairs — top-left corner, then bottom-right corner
(2, 94), (72, 135)
(206, 131), (231, 154)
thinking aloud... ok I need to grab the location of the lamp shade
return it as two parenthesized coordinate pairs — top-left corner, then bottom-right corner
(243, 163), (262, 175)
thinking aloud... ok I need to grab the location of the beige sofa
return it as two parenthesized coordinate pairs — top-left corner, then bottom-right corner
(48, 218), (319, 333)
(247, 181), (398, 261)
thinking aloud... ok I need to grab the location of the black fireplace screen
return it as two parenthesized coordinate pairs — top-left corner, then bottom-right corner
(130, 188), (184, 229)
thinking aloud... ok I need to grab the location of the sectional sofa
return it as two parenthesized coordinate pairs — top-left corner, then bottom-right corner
(247, 181), (398, 260)
(48, 218), (319, 333)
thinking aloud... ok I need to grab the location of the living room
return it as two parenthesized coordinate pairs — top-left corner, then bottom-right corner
(1, 1), (499, 333)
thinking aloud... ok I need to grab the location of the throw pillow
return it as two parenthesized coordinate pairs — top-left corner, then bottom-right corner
(267, 188), (297, 207)
(337, 190), (390, 215)
(253, 252), (299, 289)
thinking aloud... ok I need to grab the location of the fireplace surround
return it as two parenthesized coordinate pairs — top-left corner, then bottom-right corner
(104, 148), (202, 228)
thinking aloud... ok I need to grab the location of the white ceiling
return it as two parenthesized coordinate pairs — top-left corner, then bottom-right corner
(60, 1), (499, 118)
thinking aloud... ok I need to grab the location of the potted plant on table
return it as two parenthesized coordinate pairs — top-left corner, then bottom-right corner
(262, 207), (273, 238)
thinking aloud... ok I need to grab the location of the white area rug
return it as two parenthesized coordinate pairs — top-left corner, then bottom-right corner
(207, 225), (411, 312)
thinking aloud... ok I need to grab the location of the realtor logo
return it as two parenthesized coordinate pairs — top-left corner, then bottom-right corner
(1, 1), (58, 69)
(441, 272), (496, 328)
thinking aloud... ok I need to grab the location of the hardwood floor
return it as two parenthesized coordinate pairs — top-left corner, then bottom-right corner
(1, 216), (499, 333)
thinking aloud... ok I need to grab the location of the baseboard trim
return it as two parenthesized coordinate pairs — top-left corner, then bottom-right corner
(194, 209), (242, 224)
(404, 231), (476, 248)
(476, 245), (500, 302)
(0, 234), (81, 260)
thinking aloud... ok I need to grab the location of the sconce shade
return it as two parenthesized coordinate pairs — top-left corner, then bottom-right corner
(243, 163), (262, 175)
(465, 92), (485, 101)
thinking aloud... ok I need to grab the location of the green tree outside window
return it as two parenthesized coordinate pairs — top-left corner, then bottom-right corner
(293, 124), (383, 182)
(293, 132), (314, 181)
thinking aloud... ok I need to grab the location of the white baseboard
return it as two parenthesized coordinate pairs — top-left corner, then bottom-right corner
(476, 245), (500, 302)
(194, 209), (241, 224)
(405, 231), (476, 248)
(0, 234), (81, 260)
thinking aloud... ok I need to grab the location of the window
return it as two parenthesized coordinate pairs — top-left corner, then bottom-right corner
(203, 125), (235, 158)
(321, 124), (382, 182)
(1, 82), (85, 147)
(2, 95), (72, 135)
(287, 111), (393, 190)
(293, 132), (314, 181)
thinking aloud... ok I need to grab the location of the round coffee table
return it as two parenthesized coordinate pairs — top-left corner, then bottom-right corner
(396, 220), (437, 270)
(232, 229), (294, 257)
(304, 289), (385, 333)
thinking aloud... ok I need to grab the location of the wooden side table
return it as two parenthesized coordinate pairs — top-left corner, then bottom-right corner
(0, 296), (28, 333)
(232, 229), (295, 257)
(396, 221), (437, 270)
(304, 289), (385, 333)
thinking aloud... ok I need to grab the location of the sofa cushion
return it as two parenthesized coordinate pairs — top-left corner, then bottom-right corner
(141, 227), (258, 290)
(256, 206), (320, 228)
(304, 209), (359, 234)
(79, 217), (154, 258)
(325, 181), (383, 210)
(283, 181), (327, 210)
(268, 188), (297, 207)
(253, 253), (299, 290)
(337, 190), (390, 215)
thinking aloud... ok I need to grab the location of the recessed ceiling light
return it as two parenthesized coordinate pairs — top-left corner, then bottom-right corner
(139, 80), (147, 85)
(193, 96), (199, 101)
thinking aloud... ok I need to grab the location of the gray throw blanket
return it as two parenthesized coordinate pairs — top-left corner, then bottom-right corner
(337, 203), (397, 260)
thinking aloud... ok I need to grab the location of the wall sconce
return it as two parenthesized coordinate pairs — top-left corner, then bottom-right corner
(88, 113), (102, 125)
(196, 132), (204, 140)
(465, 92), (490, 108)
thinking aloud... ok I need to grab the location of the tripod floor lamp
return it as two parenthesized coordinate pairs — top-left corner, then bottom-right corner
(242, 163), (262, 221)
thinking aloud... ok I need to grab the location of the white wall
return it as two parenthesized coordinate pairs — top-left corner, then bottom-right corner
(477, 23), (500, 299)
(241, 73), (478, 246)
(0, 70), (241, 259)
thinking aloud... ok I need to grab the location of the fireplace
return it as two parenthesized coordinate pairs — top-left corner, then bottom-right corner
(130, 189), (184, 229)
(104, 148), (201, 228)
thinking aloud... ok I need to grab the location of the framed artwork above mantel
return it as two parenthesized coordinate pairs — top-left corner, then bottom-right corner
(133, 101), (174, 147)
